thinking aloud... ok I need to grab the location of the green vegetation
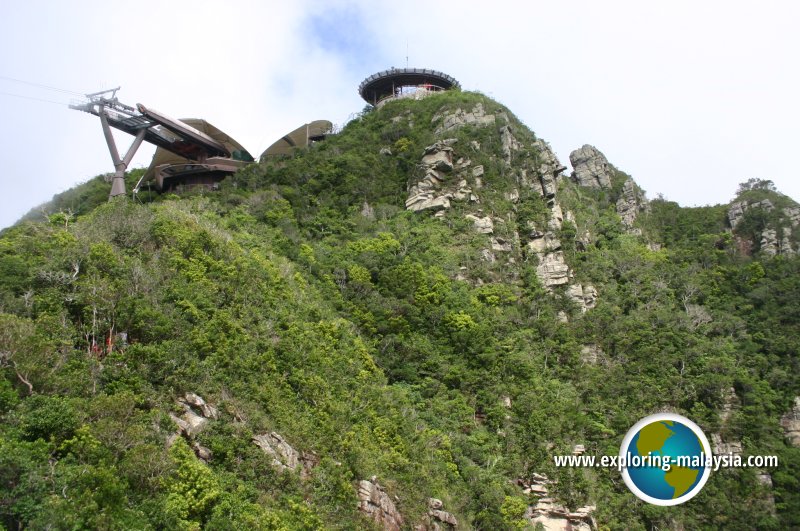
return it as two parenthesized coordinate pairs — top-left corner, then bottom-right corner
(1, 91), (798, 529)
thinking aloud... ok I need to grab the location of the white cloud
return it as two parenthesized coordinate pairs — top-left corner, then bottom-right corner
(1, 0), (798, 228)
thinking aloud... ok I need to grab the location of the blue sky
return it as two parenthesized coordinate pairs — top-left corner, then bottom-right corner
(1, 0), (799, 229)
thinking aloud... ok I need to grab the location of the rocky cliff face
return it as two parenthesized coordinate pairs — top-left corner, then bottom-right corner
(569, 145), (613, 189)
(781, 397), (800, 447)
(727, 198), (799, 256)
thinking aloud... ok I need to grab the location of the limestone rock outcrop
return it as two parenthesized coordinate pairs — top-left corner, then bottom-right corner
(433, 102), (496, 136)
(536, 251), (571, 287)
(357, 478), (404, 531)
(500, 125), (521, 166)
(533, 139), (567, 198)
(170, 392), (218, 437)
(415, 498), (458, 530)
(727, 199), (797, 255)
(616, 178), (648, 228)
(781, 396), (800, 447)
(580, 344), (603, 365)
(253, 431), (299, 471)
(760, 229), (779, 257)
(252, 431), (318, 478)
(407, 140), (479, 213)
(465, 214), (494, 234)
(520, 474), (596, 530)
(570, 145), (613, 189)
(566, 284), (598, 312)
(711, 433), (743, 456)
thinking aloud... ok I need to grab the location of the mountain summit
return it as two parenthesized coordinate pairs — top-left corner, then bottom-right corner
(1, 89), (798, 529)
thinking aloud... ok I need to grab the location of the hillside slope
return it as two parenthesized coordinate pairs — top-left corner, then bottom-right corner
(1, 91), (799, 530)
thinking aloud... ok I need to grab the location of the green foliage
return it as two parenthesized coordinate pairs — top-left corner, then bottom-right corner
(0, 90), (797, 529)
(164, 438), (221, 529)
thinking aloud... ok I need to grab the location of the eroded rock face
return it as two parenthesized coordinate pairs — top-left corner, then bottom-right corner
(415, 498), (458, 530)
(569, 145), (613, 189)
(465, 214), (494, 234)
(781, 397), (800, 447)
(170, 392), (218, 437)
(711, 433), (743, 456)
(616, 178), (648, 228)
(727, 199), (798, 256)
(253, 432), (299, 471)
(520, 474), (596, 531)
(252, 431), (318, 478)
(785, 207), (800, 227)
(566, 284), (598, 312)
(580, 344), (603, 365)
(357, 478), (404, 531)
(533, 139), (567, 198)
(500, 125), (521, 166)
(433, 102), (497, 136)
(421, 143), (454, 173)
(536, 252), (570, 287)
(760, 229), (779, 257)
(407, 140), (479, 213)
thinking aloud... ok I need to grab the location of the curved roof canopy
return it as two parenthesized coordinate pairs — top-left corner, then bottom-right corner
(358, 68), (460, 104)
(260, 120), (333, 159)
(143, 119), (253, 182)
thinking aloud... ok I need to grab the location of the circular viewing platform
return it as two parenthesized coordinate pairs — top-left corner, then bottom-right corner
(358, 68), (460, 106)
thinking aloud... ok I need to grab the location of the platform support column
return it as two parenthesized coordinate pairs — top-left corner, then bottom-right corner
(99, 108), (146, 199)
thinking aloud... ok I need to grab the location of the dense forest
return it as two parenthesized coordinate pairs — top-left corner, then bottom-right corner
(1, 90), (798, 530)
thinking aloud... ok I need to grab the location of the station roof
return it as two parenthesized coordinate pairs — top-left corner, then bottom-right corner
(260, 120), (333, 159)
(358, 68), (460, 104)
(143, 119), (253, 181)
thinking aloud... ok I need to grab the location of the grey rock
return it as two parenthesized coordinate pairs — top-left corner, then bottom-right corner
(537, 252), (570, 287)
(379, 147), (392, 156)
(171, 392), (218, 437)
(570, 145), (613, 189)
(429, 509), (458, 528)
(781, 397), (800, 447)
(433, 103), (496, 135)
(761, 229), (779, 256)
(527, 232), (561, 254)
(565, 284), (598, 313)
(583, 285), (598, 309)
(253, 432), (299, 472)
(465, 214), (494, 234)
(719, 387), (739, 424)
(180, 392), (218, 420)
(361, 201), (375, 219)
(527, 474), (597, 531)
(781, 234), (795, 256)
(422, 143), (454, 173)
(491, 237), (512, 252)
(784, 206), (800, 227)
(728, 201), (747, 229)
(580, 345), (603, 365)
(729, 199), (775, 229)
(357, 479), (404, 531)
(500, 125), (521, 165)
(548, 203), (564, 231)
(193, 443), (212, 462)
(533, 139), (566, 198)
(616, 179), (648, 227)
(406, 196), (451, 212)
(170, 412), (207, 437)
(711, 433), (743, 456)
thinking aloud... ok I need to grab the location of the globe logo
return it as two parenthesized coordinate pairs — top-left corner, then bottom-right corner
(620, 413), (712, 506)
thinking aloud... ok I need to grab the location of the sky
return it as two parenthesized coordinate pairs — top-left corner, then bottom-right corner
(1, 0), (798, 229)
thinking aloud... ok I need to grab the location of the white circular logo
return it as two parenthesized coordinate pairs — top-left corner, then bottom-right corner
(619, 413), (712, 506)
